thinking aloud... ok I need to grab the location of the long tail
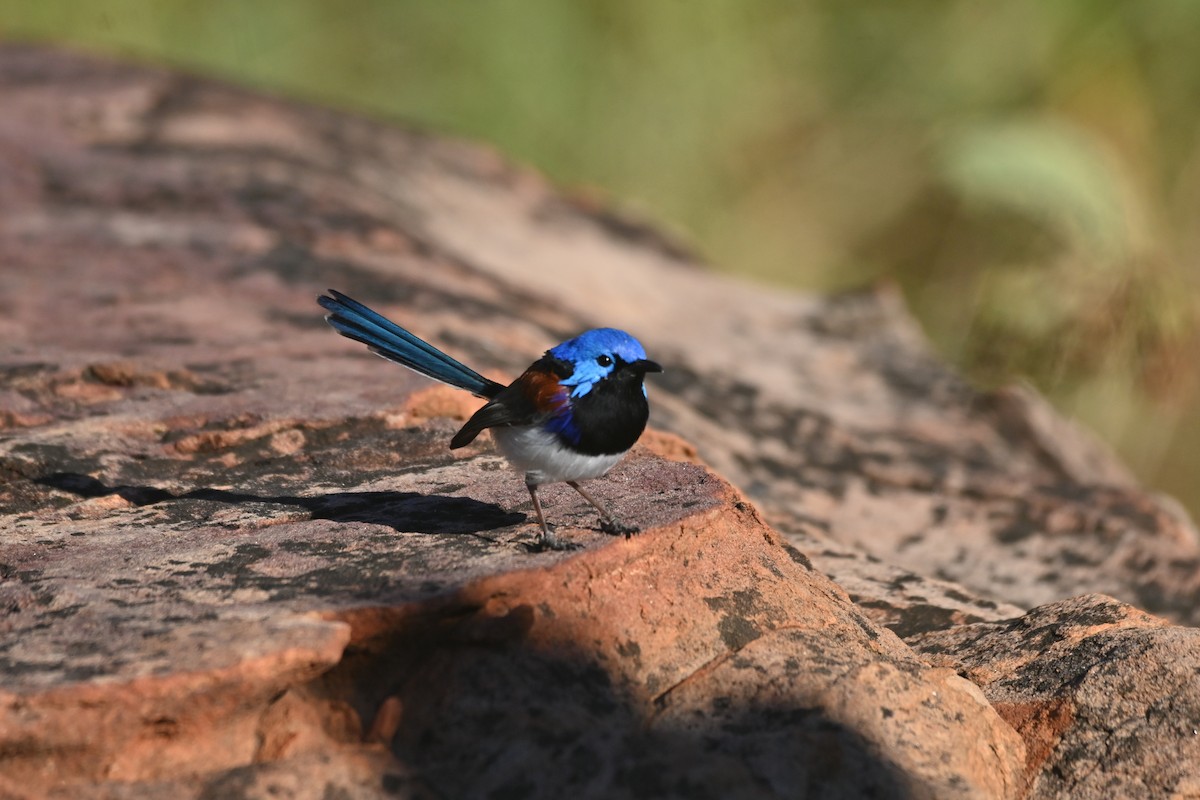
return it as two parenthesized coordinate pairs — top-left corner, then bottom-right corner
(319, 290), (504, 399)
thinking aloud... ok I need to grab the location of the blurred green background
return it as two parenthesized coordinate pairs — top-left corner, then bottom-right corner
(4, 1), (1200, 517)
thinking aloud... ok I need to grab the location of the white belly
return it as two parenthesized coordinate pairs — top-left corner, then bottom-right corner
(491, 425), (626, 485)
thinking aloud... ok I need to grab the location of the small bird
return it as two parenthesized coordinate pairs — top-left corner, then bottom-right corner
(318, 290), (662, 550)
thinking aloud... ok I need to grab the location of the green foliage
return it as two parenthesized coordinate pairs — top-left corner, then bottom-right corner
(3, 0), (1200, 513)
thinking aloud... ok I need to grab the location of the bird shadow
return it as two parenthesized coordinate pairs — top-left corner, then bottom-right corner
(36, 472), (526, 536)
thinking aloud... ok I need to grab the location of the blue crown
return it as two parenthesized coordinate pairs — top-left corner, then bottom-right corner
(550, 328), (649, 398)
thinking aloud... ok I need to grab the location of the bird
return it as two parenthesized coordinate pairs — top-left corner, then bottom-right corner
(318, 290), (662, 551)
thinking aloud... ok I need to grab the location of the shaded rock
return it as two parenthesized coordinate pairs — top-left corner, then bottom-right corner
(909, 595), (1200, 799)
(33, 750), (431, 800)
(329, 496), (1025, 799)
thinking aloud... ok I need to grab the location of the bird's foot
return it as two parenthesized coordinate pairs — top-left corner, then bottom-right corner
(527, 524), (583, 553)
(600, 518), (639, 539)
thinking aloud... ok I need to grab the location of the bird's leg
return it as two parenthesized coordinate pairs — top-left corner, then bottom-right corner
(526, 481), (580, 551)
(566, 481), (639, 538)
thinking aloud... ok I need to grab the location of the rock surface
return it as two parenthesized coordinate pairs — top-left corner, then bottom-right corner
(911, 595), (1200, 800)
(0, 44), (1197, 798)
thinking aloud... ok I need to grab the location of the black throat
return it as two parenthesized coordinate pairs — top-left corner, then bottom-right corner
(563, 371), (651, 456)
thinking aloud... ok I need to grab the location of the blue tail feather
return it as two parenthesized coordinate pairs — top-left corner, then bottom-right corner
(319, 290), (503, 399)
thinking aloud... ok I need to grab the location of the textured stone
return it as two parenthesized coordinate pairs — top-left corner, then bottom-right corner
(3, 43), (1198, 626)
(33, 750), (431, 800)
(341, 496), (1025, 799)
(2, 44), (1199, 799)
(787, 521), (1026, 637)
(909, 595), (1200, 800)
(1, 401), (1026, 797)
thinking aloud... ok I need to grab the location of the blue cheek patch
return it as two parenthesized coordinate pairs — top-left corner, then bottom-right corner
(567, 379), (596, 398)
(560, 361), (611, 398)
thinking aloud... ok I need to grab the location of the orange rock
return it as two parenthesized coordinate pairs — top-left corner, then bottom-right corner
(398, 385), (486, 425)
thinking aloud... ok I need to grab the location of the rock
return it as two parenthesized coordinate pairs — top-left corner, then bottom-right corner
(0, 360), (1026, 797)
(786, 520), (1026, 637)
(0, 398), (1030, 796)
(0, 43), (1197, 798)
(35, 750), (432, 800)
(3, 43), (1199, 625)
(909, 595), (1200, 800)
(345, 492), (1025, 800)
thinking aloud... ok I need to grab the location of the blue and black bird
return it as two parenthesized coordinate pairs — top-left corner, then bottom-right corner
(318, 290), (663, 550)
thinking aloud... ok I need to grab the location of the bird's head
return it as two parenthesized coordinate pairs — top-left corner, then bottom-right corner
(548, 328), (662, 398)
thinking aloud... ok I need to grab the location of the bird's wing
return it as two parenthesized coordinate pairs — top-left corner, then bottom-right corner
(449, 367), (568, 449)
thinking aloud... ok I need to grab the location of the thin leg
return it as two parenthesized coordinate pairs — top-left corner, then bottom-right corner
(526, 481), (580, 551)
(567, 481), (638, 538)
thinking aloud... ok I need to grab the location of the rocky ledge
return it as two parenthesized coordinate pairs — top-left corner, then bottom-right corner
(1, 45), (1198, 799)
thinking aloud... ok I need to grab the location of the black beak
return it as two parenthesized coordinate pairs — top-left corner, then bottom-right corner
(630, 358), (663, 374)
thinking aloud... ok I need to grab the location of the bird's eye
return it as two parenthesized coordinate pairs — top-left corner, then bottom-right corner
(596, 354), (613, 367)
